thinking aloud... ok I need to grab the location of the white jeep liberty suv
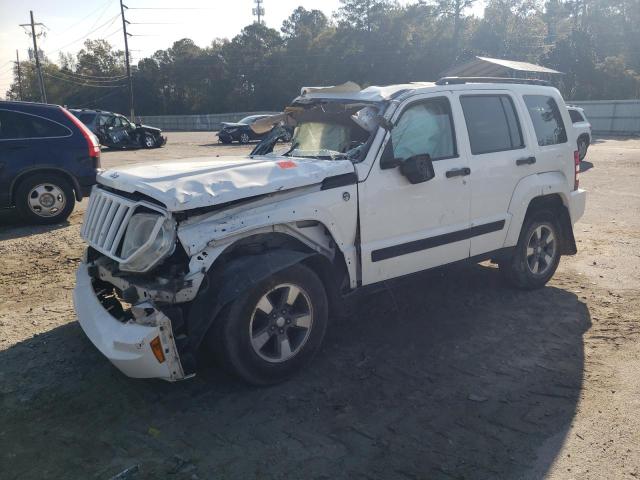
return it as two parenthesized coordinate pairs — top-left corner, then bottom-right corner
(74, 77), (586, 385)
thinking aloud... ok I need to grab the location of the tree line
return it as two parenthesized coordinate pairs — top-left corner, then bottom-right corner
(5, 0), (640, 116)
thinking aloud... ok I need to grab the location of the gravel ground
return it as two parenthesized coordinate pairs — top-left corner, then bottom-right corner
(0, 134), (638, 480)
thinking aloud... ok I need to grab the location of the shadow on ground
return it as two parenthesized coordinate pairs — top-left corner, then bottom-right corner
(0, 210), (71, 240)
(0, 263), (590, 480)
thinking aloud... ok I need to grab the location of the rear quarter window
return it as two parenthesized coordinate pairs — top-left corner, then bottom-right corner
(569, 109), (585, 123)
(524, 95), (567, 146)
(0, 109), (72, 140)
(77, 113), (96, 125)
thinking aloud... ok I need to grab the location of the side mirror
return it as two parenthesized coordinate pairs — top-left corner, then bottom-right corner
(400, 154), (435, 184)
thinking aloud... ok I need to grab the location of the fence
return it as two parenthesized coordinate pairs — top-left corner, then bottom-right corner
(571, 100), (640, 136)
(136, 112), (280, 132)
(139, 101), (640, 136)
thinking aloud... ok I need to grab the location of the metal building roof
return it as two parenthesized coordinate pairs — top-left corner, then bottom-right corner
(443, 56), (562, 77)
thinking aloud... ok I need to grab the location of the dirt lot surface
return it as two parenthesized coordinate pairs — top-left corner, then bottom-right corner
(1, 134), (639, 480)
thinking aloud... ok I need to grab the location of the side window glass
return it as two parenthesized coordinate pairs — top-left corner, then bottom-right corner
(391, 97), (457, 161)
(524, 95), (567, 146)
(0, 110), (25, 139)
(0, 110), (69, 139)
(569, 109), (584, 123)
(460, 95), (524, 155)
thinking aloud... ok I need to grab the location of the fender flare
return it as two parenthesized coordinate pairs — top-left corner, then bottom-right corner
(181, 249), (314, 373)
(503, 172), (570, 248)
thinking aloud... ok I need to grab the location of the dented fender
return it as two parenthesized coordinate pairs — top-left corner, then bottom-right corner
(178, 183), (359, 289)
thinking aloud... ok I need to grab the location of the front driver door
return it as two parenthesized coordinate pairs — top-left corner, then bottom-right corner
(359, 94), (472, 285)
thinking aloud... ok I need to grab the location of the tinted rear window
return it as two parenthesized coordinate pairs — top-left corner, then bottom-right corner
(568, 109), (584, 123)
(524, 95), (567, 146)
(0, 109), (72, 140)
(77, 113), (96, 125)
(460, 95), (524, 155)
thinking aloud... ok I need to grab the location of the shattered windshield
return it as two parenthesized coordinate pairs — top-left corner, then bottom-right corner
(251, 103), (381, 160)
(284, 105), (379, 160)
(287, 122), (351, 159)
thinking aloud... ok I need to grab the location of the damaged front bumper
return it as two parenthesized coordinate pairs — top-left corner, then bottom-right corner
(73, 262), (187, 382)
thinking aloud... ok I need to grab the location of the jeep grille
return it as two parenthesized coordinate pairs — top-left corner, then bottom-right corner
(80, 187), (166, 261)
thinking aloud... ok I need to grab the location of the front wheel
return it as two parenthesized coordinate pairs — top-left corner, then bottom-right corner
(211, 263), (328, 385)
(239, 132), (250, 144)
(142, 133), (156, 149)
(499, 211), (561, 290)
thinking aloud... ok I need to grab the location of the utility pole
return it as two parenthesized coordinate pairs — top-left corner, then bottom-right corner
(20, 11), (46, 103)
(15, 50), (23, 101)
(120, 0), (134, 120)
(252, 0), (265, 24)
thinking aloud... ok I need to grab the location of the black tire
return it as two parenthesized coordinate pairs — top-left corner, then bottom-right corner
(142, 133), (156, 149)
(211, 263), (328, 385)
(239, 132), (250, 144)
(14, 173), (75, 225)
(578, 137), (589, 161)
(499, 209), (562, 290)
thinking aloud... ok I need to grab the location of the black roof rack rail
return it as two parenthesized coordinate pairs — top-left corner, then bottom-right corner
(435, 76), (551, 86)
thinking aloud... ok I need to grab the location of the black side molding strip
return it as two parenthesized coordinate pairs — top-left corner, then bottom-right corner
(321, 172), (358, 190)
(371, 220), (506, 262)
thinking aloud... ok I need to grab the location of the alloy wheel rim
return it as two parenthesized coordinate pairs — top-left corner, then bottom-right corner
(240, 133), (249, 143)
(249, 283), (313, 363)
(27, 183), (66, 218)
(526, 224), (557, 275)
(144, 135), (154, 147)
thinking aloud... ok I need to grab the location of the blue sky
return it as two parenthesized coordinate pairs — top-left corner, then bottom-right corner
(0, 0), (484, 99)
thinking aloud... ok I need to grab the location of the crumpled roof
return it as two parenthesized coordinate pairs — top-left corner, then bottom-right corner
(294, 81), (436, 104)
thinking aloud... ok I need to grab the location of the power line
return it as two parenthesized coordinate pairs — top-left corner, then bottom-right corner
(69, 85), (126, 108)
(54, 70), (128, 82)
(44, 13), (121, 57)
(43, 72), (126, 87)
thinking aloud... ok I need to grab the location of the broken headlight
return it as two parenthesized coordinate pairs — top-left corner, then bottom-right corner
(119, 213), (176, 273)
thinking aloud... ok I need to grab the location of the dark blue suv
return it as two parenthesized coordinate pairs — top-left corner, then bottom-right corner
(0, 101), (100, 224)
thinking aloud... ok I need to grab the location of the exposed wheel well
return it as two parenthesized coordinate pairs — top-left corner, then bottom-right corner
(578, 133), (590, 146)
(211, 231), (350, 319)
(11, 168), (81, 204)
(524, 194), (577, 255)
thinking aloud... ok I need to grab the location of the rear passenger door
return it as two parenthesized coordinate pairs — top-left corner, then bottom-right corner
(0, 109), (70, 208)
(455, 91), (537, 256)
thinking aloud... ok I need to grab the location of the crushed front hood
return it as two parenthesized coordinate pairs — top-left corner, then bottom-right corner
(97, 155), (355, 212)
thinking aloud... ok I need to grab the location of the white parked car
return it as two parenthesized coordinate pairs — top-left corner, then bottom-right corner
(567, 105), (592, 160)
(74, 77), (586, 385)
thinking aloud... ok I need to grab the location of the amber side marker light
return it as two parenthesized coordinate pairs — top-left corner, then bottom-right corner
(150, 336), (166, 363)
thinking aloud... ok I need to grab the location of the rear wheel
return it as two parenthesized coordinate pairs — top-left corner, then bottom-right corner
(15, 173), (75, 225)
(578, 137), (589, 161)
(239, 132), (250, 144)
(500, 210), (561, 289)
(211, 263), (328, 385)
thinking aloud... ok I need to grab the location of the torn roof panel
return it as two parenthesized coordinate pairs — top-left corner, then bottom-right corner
(296, 82), (436, 103)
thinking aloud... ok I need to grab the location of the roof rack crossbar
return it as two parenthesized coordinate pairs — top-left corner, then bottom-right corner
(435, 76), (551, 86)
